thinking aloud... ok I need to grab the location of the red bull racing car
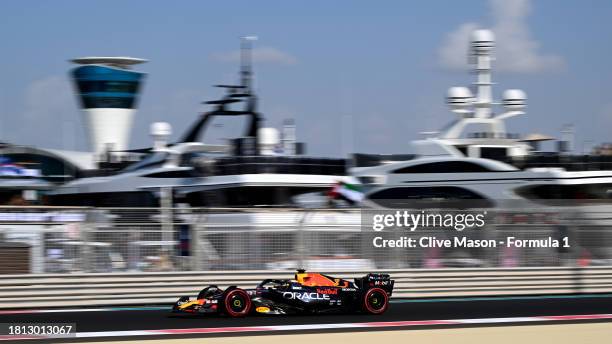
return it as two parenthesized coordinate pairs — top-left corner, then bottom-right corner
(172, 270), (394, 317)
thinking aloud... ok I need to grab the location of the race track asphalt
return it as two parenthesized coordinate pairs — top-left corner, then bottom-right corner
(3, 295), (612, 334)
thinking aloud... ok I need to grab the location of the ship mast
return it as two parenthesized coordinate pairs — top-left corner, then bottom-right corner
(240, 36), (257, 93)
(471, 30), (495, 119)
(441, 29), (526, 140)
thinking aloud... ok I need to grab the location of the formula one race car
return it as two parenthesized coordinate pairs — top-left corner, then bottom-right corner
(172, 270), (394, 317)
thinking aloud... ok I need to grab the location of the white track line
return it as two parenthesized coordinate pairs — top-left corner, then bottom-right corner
(1, 314), (611, 341)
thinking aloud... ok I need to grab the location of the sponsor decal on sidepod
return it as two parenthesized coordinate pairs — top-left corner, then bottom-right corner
(316, 288), (339, 295)
(282, 292), (330, 300)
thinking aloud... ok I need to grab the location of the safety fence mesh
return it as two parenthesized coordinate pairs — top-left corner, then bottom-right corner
(0, 206), (610, 273)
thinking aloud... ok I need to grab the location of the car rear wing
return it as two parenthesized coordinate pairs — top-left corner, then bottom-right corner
(354, 273), (394, 295)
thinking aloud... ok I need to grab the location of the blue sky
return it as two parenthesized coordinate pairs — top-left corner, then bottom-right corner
(0, 0), (611, 156)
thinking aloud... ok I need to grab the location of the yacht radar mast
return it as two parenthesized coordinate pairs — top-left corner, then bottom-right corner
(440, 29), (526, 140)
(471, 29), (495, 119)
(240, 36), (257, 93)
(179, 35), (262, 144)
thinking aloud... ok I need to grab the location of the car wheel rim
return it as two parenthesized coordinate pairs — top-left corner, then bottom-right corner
(368, 290), (386, 311)
(229, 293), (247, 312)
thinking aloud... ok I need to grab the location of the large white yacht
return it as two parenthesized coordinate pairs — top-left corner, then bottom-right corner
(352, 29), (612, 210)
(48, 39), (355, 208)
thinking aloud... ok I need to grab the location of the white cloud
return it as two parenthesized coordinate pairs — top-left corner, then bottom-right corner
(210, 46), (298, 65)
(438, 0), (565, 73)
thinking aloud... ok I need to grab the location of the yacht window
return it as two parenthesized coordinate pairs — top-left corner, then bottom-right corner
(185, 186), (328, 207)
(370, 186), (487, 200)
(212, 156), (346, 176)
(369, 186), (493, 208)
(391, 161), (491, 174)
(0, 153), (79, 179)
(480, 147), (508, 161)
(352, 153), (416, 167)
(143, 170), (194, 178)
(49, 191), (157, 207)
(516, 184), (612, 204)
(455, 146), (468, 156)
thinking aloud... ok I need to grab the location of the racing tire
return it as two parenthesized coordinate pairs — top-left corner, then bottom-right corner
(222, 288), (252, 317)
(362, 288), (389, 315)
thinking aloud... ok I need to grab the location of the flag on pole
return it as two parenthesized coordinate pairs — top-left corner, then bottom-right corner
(328, 181), (364, 205)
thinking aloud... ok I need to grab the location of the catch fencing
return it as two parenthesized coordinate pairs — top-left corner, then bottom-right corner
(0, 206), (611, 274)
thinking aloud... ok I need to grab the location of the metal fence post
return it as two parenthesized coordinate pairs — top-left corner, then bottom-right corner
(191, 209), (205, 271)
(31, 226), (44, 274)
(160, 187), (174, 260)
(296, 210), (307, 269)
(81, 209), (92, 273)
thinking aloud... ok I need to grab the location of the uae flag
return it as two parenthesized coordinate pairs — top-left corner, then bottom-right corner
(328, 181), (364, 204)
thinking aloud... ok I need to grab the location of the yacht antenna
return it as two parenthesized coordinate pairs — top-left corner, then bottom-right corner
(470, 29), (495, 118)
(441, 29), (526, 140)
(178, 36), (262, 143)
(241, 36), (257, 93)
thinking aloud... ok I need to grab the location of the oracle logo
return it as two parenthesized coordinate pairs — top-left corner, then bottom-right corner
(282, 292), (330, 300)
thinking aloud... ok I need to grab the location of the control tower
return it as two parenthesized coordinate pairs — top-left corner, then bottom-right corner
(70, 57), (147, 157)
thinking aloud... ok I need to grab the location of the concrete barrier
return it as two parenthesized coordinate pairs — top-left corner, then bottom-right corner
(1, 267), (611, 309)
